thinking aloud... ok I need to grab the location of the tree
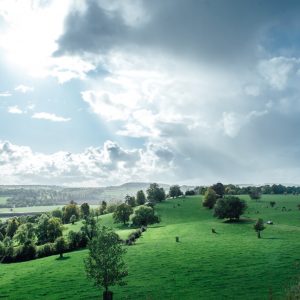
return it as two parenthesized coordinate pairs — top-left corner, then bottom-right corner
(80, 203), (90, 219)
(249, 188), (261, 201)
(99, 201), (107, 215)
(113, 204), (133, 225)
(70, 215), (77, 225)
(52, 209), (63, 220)
(253, 218), (265, 238)
(81, 216), (97, 241)
(136, 190), (146, 205)
(131, 206), (160, 226)
(124, 195), (136, 207)
(55, 236), (67, 258)
(270, 201), (276, 208)
(63, 202), (80, 224)
(6, 218), (19, 238)
(211, 182), (225, 198)
(169, 185), (183, 198)
(214, 196), (247, 221)
(84, 226), (128, 300)
(203, 188), (218, 209)
(14, 223), (36, 245)
(36, 214), (62, 244)
(146, 183), (166, 204)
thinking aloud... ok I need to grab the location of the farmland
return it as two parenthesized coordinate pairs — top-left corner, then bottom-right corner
(1, 194), (300, 299)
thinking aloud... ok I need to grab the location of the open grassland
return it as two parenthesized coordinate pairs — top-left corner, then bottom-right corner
(0, 196), (8, 205)
(1, 195), (300, 299)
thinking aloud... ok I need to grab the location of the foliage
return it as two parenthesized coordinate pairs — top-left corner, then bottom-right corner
(63, 202), (80, 224)
(203, 188), (218, 209)
(211, 182), (225, 198)
(249, 188), (261, 200)
(6, 218), (19, 238)
(131, 205), (160, 226)
(52, 209), (63, 220)
(99, 201), (107, 215)
(270, 201), (276, 207)
(36, 214), (63, 244)
(136, 190), (146, 205)
(81, 216), (97, 241)
(125, 195), (136, 207)
(113, 203), (133, 225)
(214, 196), (247, 221)
(185, 190), (195, 196)
(14, 223), (36, 245)
(146, 183), (166, 204)
(80, 203), (90, 219)
(55, 236), (67, 258)
(169, 185), (183, 198)
(84, 226), (128, 293)
(253, 218), (265, 238)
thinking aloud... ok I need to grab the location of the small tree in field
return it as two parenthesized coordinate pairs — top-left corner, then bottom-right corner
(270, 201), (276, 208)
(249, 188), (261, 201)
(169, 185), (183, 198)
(84, 226), (128, 300)
(214, 196), (247, 221)
(203, 188), (217, 209)
(55, 236), (67, 258)
(131, 206), (160, 226)
(254, 218), (265, 238)
(113, 204), (133, 225)
(136, 190), (146, 205)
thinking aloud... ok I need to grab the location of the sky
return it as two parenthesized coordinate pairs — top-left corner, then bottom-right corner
(1, 0), (300, 187)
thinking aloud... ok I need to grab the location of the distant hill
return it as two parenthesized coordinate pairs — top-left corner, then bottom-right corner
(0, 182), (195, 207)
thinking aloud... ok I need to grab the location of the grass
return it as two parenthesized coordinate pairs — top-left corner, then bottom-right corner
(1, 195), (300, 299)
(0, 196), (8, 205)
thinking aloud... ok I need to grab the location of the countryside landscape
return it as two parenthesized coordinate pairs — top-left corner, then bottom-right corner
(1, 0), (300, 299)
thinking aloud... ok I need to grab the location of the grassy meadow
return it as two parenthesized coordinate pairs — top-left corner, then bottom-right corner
(1, 195), (300, 299)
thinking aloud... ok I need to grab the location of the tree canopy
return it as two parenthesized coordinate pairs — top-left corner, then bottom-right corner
(113, 203), (133, 225)
(214, 196), (247, 221)
(146, 183), (166, 204)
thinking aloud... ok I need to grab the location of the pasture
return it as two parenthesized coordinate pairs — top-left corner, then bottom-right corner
(1, 195), (300, 299)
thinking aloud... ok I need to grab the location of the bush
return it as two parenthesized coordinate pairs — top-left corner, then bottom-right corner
(37, 243), (56, 258)
(13, 241), (37, 262)
(131, 206), (160, 226)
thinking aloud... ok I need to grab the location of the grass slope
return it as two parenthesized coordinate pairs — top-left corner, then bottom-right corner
(1, 195), (300, 299)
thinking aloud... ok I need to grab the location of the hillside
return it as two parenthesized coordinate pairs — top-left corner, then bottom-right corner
(1, 195), (300, 299)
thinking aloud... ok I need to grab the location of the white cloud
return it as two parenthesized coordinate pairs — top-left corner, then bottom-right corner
(0, 140), (175, 186)
(32, 112), (71, 122)
(15, 84), (34, 93)
(8, 105), (23, 114)
(0, 91), (12, 97)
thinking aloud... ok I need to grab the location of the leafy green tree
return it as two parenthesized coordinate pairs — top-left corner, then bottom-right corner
(211, 182), (225, 198)
(81, 216), (97, 241)
(14, 223), (36, 245)
(136, 190), (146, 205)
(84, 226), (128, 300)
(131, 205), (160, 226)
(146, 183), (166, 204)
(99, 201), (107, 215)
(113, 204), (133, 225)
(6, 218), (19, 238)
(125, 195), (136, 207)
(70, 215), (77, 225)
(80, 203), (90, 219)
(249, 188), (261, 200)
(55, 236), (67, 258)
(52, 209), (63, 220)
(63, 202), (80, 224)
(36, 214), (62, 244)
(214, 196), (247, 221)
(270, 201), (276, 208)
(254, 218), (265, 238)
(169, 185), (183, 198)
(203, 188), (218, 209)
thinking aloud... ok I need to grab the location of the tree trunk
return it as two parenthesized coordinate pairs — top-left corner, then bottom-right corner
(103, 290), (113, 300)
(257, 231), (261, 238)
(60, 252), (63, 258)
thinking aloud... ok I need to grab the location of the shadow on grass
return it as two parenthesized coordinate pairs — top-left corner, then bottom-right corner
(149, 225), (165, 229)
(55, 256), (71, 261)
(262, 237), (282, 240)
(223, 218), (255, 224)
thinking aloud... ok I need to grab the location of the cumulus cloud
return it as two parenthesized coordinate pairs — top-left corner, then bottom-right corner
(14, 84), (34, 93)
(32, 112), (71, 122)
(0, 140), (175, 186)
(8, 105), (23, 114)
(0, 91), (11, 97)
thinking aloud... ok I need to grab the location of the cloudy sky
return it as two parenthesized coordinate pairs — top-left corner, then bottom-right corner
(1, 0), (300, 186)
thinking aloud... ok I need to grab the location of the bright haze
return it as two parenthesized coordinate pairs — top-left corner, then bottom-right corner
(0, 0), (300, 186)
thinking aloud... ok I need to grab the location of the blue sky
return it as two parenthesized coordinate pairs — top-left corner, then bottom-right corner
(1, 0), (300, 186)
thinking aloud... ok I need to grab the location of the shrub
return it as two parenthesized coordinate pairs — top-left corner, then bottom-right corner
(13, 240), (37, 262)
(131, 206), (160, 226)
(37, 243), (55, 258)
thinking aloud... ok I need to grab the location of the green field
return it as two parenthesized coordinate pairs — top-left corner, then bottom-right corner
(1, 195), (300, 299)
(0, 196), (8, 205)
